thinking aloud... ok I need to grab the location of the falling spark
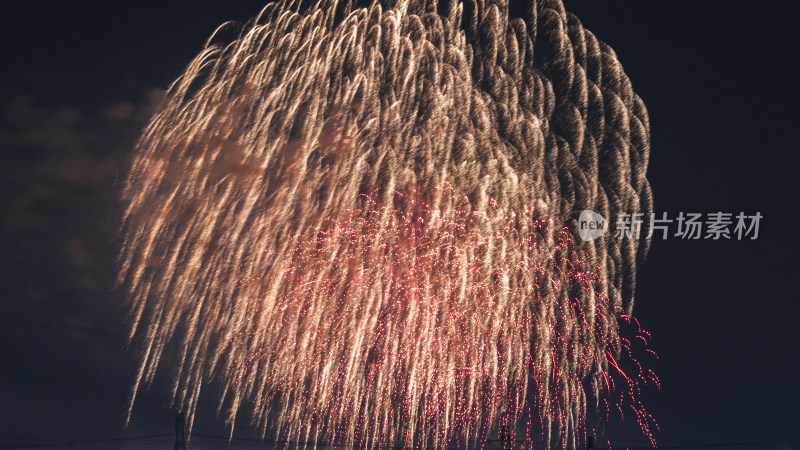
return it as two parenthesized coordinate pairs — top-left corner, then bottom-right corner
(119, 0), (656, 447)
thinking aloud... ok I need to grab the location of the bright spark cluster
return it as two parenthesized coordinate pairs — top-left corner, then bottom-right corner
(119, 0), (656, 447)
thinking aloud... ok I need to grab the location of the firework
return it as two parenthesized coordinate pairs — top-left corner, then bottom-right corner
(120, 0), (655, 447)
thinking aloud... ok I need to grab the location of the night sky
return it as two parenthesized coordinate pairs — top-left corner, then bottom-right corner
(1, 1), (799, 449)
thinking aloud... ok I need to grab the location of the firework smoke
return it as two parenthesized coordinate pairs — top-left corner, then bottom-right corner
(120, 0), (655, 447)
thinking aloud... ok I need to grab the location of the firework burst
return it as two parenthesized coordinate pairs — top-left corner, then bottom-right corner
(120, 0), (656, 447)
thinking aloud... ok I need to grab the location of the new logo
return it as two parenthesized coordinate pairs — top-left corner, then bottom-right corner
(578, 210), (607, 241)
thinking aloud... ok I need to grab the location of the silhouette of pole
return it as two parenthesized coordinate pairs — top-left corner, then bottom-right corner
(587, 434), (593, 450)
(174, 412), (187, 450)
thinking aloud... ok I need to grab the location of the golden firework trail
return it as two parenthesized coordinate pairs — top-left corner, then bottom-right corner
(119, 0), (656, 447)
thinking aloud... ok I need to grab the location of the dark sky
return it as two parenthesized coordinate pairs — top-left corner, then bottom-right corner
(1, 1), (799, 449)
